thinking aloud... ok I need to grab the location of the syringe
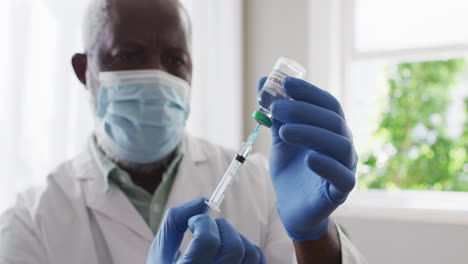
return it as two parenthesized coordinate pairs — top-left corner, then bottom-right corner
(204, 124), (261, 216)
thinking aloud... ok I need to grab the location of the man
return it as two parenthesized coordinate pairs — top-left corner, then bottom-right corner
(0, 0), (366, 263)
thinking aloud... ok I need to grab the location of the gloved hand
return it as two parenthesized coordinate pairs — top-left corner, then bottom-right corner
(258, 77), (357, 241)
(146, 197), (266, 264)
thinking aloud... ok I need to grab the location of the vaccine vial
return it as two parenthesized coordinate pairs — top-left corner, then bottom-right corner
(252, 57), (306, 127)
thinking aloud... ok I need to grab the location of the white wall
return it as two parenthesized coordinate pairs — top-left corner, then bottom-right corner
(243, 1), (468, 263)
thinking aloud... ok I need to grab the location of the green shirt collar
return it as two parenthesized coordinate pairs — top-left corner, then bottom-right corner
(89, 135), (183, 193)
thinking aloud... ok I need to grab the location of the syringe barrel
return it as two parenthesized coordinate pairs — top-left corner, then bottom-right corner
(205, 158), (244, 214)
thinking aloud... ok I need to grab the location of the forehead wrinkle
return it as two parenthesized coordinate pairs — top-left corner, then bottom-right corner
(83, 0), (191, 54)
(103, 19), (188, 55)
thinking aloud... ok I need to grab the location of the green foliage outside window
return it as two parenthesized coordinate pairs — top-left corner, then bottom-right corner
(359, 59), (468, 191)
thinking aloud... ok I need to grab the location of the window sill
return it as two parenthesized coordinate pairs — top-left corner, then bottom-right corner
(333, 189), (468, 225)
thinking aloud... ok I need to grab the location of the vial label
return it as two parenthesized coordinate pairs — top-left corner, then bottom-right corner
(264, 70), (287, 98)
(264, 87), (277, 97)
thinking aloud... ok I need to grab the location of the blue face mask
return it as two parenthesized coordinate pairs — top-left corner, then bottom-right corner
(95, 70), (190, 163)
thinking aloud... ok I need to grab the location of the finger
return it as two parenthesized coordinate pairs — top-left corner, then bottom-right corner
(166, 197), (208, 233)
(149, 198), (208, 263)
(214, 218), (245, 264)
(254, 246), (267, 264)
(282, 77), (346, 119)
(307, 152), (356, 203)
(239, 234), (266, 264)
(271, 99), (352, 139)
(178, 214), (221, 263)
(257, 77), (268, 94)
(279, 124), (356, 168)
(270, 118), (285, 145)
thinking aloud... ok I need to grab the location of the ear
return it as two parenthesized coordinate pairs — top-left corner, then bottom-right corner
(71, 53), (87, 86)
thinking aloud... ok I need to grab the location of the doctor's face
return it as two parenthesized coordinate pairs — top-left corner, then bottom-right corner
(72, 0), (192, 111)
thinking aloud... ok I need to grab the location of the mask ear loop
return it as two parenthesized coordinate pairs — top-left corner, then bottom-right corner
(86, 58), (100, 83)
(84, 55), (101, 120)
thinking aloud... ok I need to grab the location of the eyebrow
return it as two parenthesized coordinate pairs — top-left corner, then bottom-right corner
(111, 39), (147, 48)
(164, 47), (189, 53)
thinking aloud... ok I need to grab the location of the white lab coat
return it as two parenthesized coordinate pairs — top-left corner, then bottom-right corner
(0, 134), (366, 263)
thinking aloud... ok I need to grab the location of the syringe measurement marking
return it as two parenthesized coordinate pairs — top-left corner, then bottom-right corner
(205, 125), (260, 216)
(206, 157), (243, 213)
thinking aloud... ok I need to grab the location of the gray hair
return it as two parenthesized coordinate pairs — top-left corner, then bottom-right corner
(82, 0), (192, 54)
(82, 0), (112, 53)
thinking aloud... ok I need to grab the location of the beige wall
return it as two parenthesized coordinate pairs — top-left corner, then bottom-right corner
(242, 0), (309, 156)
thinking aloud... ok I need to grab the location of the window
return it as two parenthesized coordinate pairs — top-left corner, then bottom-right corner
(354, 0), (468, 52)
(344, 0), (468, 192)
(356, 59), (468, 191)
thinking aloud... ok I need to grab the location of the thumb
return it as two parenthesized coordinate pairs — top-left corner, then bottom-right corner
(257, 76), (268, 94)
(177, 214), (220, 263)
(146, 197), (208, 264)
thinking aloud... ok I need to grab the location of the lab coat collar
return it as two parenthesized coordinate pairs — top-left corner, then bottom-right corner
(73, 132), (207, 182)
(158, 133), (209, 218)
(185, 132), (207, 163)
(163, 134), (213, 215)
(71, 133), (207, 242)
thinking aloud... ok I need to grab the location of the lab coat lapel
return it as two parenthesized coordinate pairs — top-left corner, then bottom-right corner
(164, 135), (209, 211)
(163, 135), (226, 252)
(74, 144), (154, 242)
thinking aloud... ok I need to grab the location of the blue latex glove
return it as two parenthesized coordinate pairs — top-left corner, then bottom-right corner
(257, 77), (357, 241)
(146, 197), (266, 264)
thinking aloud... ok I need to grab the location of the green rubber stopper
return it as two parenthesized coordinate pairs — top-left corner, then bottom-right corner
(252, 110), (273, 128)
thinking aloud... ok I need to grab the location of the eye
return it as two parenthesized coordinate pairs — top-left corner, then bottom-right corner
(115, 51), (142, 64)
(163, 51), (189, 68)
(167, 55), (186, 67)
(103, 44), (147, 70)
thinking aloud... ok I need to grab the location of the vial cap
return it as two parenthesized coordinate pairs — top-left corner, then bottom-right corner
(252, 110), (273, 128)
